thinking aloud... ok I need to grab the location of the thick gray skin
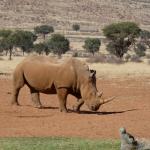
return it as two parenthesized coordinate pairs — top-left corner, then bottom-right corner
(12, 56), (101, 112)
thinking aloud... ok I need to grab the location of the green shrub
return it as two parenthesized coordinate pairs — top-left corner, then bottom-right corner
(134, 43), (146, 57)
(47, 34), (70, 57)
(83, 38), (101, 55)
(72, 24), (80, 31)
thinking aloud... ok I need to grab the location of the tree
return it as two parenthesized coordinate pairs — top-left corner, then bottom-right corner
(47, 34), (70, 57)
(34, 25), (54, 40)
(0, 34), (14, 60)
(11, 30), (37, 55)
(103, 22), (141, 58)
(0, 29), (13, 59)
(83, 38), (101, 55)
(33, 42), (49, 55)
(72, 24), (80, 31)
(0, 30), (37, 59)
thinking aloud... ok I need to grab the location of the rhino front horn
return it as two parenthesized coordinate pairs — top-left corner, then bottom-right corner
(100, 96), (116, 105)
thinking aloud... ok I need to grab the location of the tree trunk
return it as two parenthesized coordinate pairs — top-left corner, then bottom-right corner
(22, 50), (24, 56)
(9, 48), (12, 60)
(58, 52), (62, 59)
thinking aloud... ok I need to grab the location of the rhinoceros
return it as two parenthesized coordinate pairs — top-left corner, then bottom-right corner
(12, 56), (113, 112)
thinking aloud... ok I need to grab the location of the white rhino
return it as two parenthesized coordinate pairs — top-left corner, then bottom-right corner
(12, 56), (112, 112)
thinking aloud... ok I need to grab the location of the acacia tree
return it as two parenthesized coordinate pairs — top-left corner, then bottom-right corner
(0, 30), (13, 59)
(0, 35), (14, 60)
(0, 30), (37, 59)
(33, 42), (49, 55)
(12, 30), (37, 55)
(34, 25), (54, 40)
(83, 38), (101, 55)
(103, 22), (141, 58)
(47, 34), (70, 58)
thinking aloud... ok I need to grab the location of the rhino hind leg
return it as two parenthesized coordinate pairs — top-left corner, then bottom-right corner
(12, 87), (21, 106)
(30, 89), (42, 108)
(73, 99), (84, 112)
(57, 88), (68, 113)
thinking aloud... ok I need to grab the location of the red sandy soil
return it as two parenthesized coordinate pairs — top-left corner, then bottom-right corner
(0, 76), (150, 139)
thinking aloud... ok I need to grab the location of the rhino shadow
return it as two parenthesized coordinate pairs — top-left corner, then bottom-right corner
(40, 106), (59, 109)
(68, 108), (138, 115)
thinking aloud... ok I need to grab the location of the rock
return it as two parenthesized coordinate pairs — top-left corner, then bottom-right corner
(119, 128), (150, 150)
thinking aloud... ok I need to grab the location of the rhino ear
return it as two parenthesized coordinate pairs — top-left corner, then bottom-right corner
(97, 92), (103, 97)
(90, 69), (96, 78)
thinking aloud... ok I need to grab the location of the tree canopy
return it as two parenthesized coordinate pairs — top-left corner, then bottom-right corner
(47, 34), (70, 57)
(103, 22), (141, 58)
(34, 25), (54, 40)
(11, 30), (37, 54)
(33, 42), (49, 55)
(83, 38), (101, 55)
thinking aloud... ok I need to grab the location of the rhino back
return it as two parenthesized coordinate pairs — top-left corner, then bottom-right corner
(21, 56), (61, 91)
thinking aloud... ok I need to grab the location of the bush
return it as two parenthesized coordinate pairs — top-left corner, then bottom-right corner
(123, 53), (131, 62)
(83, 38), (101, 55)
(72, 24), (80, 31)
(130, 55), (142, 62)
(47, 34), (70, 57)
(134, 43), (146, 57)
(140, 30), (150, 48)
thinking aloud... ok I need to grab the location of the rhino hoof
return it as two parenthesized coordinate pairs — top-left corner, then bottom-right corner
(11, 101), (20, 106)
(35, 105), (43, 109)
(59, 108), (68, 113)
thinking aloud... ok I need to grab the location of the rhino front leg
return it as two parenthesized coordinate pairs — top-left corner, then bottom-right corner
(57, 88), (68, 113)
(30, 89), (42, 108)
(73, 99), (84, 112)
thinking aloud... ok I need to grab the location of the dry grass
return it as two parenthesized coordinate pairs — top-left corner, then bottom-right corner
(89, 62), (150, 78)
(0, 56), (25, 74)
(1, 56), (150, 79)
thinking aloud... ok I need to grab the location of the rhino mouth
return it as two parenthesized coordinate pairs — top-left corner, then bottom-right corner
(89, 104), (100, 111)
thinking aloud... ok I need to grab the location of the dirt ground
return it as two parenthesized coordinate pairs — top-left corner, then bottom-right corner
(0, 76), (150, 139)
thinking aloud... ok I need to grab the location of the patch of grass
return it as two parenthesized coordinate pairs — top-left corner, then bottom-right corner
(87, 54), (123, 64)
(0, 137), (120, 150)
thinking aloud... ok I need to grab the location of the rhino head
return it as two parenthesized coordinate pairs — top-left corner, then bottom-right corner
(80, 69), (114, 111)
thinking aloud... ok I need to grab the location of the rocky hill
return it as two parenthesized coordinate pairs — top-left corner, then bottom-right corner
(0, 0), (150, 31)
